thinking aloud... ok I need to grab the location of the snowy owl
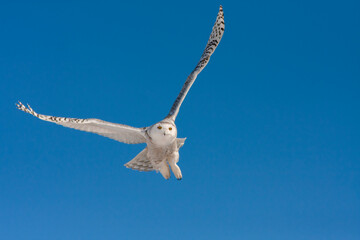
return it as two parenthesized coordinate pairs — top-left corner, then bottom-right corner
(17, 6), (225, 180)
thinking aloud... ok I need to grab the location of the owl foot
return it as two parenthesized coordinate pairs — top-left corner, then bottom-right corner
(169, 162), (182, 180)
(159, 163), (170, 180)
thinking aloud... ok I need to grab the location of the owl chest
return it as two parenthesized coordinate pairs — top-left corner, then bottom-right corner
(147, 142), (177, 164)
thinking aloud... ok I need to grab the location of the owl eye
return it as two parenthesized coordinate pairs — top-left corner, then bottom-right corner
(169, 127), (172, 130)
(157, 126), (162, 130)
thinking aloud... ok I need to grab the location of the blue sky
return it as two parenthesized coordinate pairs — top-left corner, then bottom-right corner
(1, 0), (359, 239)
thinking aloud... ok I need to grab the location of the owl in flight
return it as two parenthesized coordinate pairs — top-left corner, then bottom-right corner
(17, 6), (225, 180)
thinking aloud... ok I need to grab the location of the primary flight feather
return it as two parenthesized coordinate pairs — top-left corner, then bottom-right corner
(17, 6), (225, 180)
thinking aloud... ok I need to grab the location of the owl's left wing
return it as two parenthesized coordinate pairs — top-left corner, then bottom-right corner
(166, 6), (225, 121)
(16, 101), (147, 144)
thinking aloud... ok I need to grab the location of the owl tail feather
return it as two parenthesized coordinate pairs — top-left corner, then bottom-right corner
(124, 148), (154, 172)
(124, 138), (186, 173)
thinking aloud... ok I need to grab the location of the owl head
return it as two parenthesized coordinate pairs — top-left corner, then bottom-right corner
(148, 121), (177, 145)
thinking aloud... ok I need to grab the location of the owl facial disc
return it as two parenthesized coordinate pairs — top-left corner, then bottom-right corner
(148, 121), (177, 146)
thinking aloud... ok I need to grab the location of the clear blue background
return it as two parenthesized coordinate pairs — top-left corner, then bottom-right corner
(1, 0), (359, 239)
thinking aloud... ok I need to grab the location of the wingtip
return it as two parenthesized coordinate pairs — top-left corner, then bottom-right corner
(16, 101), (38, 117)
(16, 101), (25, 111)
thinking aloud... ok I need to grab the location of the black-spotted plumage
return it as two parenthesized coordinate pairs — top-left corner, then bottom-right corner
(167, 6), (225, 121)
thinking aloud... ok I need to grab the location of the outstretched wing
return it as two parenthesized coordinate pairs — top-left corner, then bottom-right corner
(167, 6), (225, 121)
(16, 101), (146, 144)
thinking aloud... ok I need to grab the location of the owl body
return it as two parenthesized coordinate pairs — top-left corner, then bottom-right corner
(147, 138), (181, 180)
(126, 119), (183, 179)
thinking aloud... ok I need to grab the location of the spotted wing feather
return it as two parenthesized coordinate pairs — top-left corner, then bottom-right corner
(16, 101), (146, 144)
(167, 6), (225, 121)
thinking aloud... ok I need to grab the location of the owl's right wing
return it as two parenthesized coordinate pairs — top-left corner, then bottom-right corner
(166, 6), (225, 121)
(16, 101), (147, 144)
